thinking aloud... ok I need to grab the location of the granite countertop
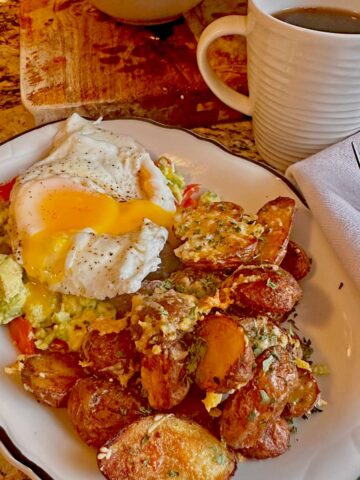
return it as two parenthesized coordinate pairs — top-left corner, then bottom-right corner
(0, 1), (262, 478)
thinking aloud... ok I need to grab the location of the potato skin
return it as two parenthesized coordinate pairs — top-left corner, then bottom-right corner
(171, 385), (217, 435)
(80, 329), (139, 384)
(256, 197), (295, 265)
(239, 418), (290, 459)
(21, 352), (84, 408)
(221, 265), (302, 315)
(98, 415), (236, 480)
(281, 240), (312, 281)
(67, 377), (145, 448)
(283, 369), (320, 418)
(141, 345), (190, 410)
(195, 314), (254, 393)
(220, 346), (298, 450)
(174, 201), (260, 270)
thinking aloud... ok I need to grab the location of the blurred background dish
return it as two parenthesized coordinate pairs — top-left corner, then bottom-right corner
(88, 0), (203, 25)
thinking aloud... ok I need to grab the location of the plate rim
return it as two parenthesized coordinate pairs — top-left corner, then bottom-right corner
(0, 116), (307, 479)
(0, 116), (307, 206)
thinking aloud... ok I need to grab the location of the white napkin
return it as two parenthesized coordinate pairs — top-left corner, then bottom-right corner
(286, 132), (360, 292)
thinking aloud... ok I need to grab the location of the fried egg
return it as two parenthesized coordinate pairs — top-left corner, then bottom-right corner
(9, 114), (176, 299)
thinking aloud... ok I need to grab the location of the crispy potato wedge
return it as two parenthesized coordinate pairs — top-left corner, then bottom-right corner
(239, 418), (290, 459)
(21, 352), (84, 408)
(174, 201), (261, 270)
(281, 240), (312, 281)
(195, 314), (254, 393)
(221, 265), (302, 315)
(256, 197), (295, 265)
(68, 377), (146, 448)
(220, 346), (298, 450)
(141, 344), (190, 410)
(98, 415), (236, 480)
(283, 369), (320, 418)
(80, 329), (139, 385)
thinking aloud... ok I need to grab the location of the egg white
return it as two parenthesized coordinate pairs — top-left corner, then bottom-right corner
(9, 114), (176, 299)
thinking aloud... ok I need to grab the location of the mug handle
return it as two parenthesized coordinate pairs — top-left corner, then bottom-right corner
(196, 15), (252, 116)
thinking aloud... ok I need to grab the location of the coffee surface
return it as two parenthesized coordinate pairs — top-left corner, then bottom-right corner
(273, 7), (360, 34)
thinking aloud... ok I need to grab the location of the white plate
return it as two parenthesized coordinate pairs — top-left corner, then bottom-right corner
(0, 119), (360, 480)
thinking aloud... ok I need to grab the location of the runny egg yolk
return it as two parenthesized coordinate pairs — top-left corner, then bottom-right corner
(22, 188), (174, 284)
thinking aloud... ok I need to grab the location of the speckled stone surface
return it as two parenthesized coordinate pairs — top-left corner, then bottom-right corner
(0, 0), (262, 478)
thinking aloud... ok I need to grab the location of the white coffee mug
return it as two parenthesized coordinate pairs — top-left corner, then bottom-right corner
(197, 0), (360, 170)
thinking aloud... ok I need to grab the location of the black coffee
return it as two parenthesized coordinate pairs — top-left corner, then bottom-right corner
(273, 7), (360, 34)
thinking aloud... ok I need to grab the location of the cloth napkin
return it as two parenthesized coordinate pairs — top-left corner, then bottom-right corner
(286, 131), (360, 292)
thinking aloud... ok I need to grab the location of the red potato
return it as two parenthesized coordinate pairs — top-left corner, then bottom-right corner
(281, 240), (312, 281)
(171, 384), (218, 435)
(68, 377), (147, 448)
(239, 417), (290, 459)
(220, 346), (298, 450)
(283, 368), (320, 418)
(21, 352), (85, 408)
(221, 264), (302, 315)
(98, 415), (236, 480)
(141, 344), (190, 410)
(256, 197), (295, 265)
(195, 314), (254, 393)
(173, 201), (261, 270)
(80, 329), (139, 384)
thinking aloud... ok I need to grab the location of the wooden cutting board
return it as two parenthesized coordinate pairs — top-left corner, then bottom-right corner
(20, 0), (248, 127)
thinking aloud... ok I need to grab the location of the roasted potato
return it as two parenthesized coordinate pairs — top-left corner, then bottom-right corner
(130, 287), (199, 354)
(173, 201), (262, 270)
(256, 197), (295, 265)
(221, 265), (302, 315)
(195, 314), (254, 393)
(239, 316), (303, 359)
(80, 329), (139, 385)
(171, 384), (217, 435)
(220, 346), (298, 450)
(281, 240), (312, 280)
(98, 415), (236, 480)
(239, 417), (290, 459)
(21, 352), (84, 408)
(68, 377), (146, 448)
(283, 369), (320, 418)
(169, 267), (226, 299)
(141, 344), (190, 410)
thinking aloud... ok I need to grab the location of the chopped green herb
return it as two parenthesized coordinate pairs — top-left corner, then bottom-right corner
(186, 338), (207, 375)
(262, 355), (274, 372)
(163, 280), (173, 290)
(168, 471), (179, 477)
(214, 453), (225, 465)
(143, 458), (150, 466)
(248, 410), (257, 422)
(301, 337), (314, 362)
(139, 406), (152, 415)
(266, 278), (278, 289)
(259, 389), (271, 405)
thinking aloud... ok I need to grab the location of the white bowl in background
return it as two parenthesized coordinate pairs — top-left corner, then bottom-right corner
(88, 0), (203, 25)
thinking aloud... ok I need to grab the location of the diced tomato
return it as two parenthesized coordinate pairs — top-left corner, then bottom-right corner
(0, 177), (16, 201)
(8, 316), (36, 355)
(181, 184), (201, 208)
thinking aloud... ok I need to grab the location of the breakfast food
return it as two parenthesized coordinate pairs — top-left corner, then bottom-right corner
(0, 115), (325, 479)
(8, 114), (175, 299)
